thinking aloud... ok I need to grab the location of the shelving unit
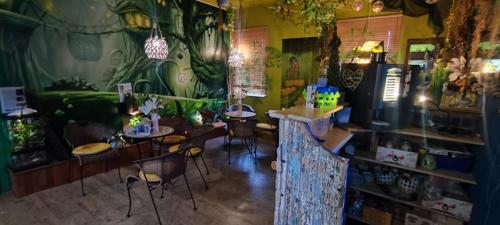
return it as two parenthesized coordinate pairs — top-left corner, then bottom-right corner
(344, 121), (481, 224)
(350, 183), (469, 222)
(352, 151), (476, 185)
(382, 127), (485, 146)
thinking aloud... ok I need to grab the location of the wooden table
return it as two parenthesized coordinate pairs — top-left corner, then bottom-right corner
(123, 126), (174, 158)
(225, 110), (256, 118)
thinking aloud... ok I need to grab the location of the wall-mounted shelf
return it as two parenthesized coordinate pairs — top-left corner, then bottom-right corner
(382, 127), (485, 146)
(352, 151), (476, 185)
(350, 183), (470, 222)
(413, 104), (482, 115)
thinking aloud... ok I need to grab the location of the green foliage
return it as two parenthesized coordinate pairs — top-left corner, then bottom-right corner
(430, 64), (450, 103)
(275, 0), (348, 34)
(129, 115), (143, 128)
(8, 119), (44, 152)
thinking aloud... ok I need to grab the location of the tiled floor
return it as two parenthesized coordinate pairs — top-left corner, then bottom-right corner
(0, 136), (277, 225)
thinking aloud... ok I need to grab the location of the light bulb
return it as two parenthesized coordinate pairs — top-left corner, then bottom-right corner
(372, 0), (384, 13)
(352, 0), (364, 12)
(425, 0), (439, 4)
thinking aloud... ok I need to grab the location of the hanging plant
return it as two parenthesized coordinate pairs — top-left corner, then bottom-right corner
(273, 0), (348, 85)
(274, 0), (347, 35)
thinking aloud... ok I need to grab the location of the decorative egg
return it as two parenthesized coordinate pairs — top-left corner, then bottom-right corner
(398, 173), (419, 194)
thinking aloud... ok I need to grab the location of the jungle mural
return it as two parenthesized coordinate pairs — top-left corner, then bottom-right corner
(0, 0), (228, 97)
(0, 0), (229, 192)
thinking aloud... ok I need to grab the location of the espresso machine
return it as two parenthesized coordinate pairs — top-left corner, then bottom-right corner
(333, 63), (419, 129)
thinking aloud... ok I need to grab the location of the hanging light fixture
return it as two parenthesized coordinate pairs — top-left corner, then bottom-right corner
(145, 22), (169, 60)
(372, 0), (384, 13)
(425, 0), (439, 4)
(352, 0), (364, 12)
(228, 48), (244, 68)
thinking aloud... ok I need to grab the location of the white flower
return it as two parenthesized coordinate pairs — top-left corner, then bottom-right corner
(446, 56), (466, 81)
(150, 113), (161, 121)
(139, 97), (162, 116)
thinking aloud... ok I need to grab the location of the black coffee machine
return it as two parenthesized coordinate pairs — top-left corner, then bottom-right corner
(333, 63), (420, 129)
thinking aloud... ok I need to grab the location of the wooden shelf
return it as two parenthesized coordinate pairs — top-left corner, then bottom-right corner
(269, 105), (344, 123)
(414, 104), (482, 115)
(384, 127), (485, 146)
(320, 128), (354, 153)
(352, 151), (476, 185)
(350, 183), (470, 222)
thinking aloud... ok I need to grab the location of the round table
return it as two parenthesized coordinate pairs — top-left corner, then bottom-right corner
(123, 126), (174, 158)
(225, 110), (256, 118)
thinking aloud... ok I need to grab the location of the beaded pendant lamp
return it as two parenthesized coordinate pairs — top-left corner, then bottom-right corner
(144, 22), (168, 60)
(228, 48), (244, 68)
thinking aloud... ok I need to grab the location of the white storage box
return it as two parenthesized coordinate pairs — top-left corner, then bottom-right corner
(376, 146), (418, 168)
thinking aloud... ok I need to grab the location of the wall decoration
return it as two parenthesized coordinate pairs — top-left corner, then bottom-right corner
(0, 0), (228, 191)
(232, 27), (268, 97)
(281, 38), (321, 107)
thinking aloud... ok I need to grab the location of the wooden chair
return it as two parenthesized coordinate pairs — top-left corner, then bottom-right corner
(225, 119), (258, 164)
(63, 122), (122, 196)
(125, 144), (196, 225)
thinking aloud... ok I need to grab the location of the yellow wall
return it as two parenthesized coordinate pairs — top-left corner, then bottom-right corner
(240, 6), (317, 120)
(239, 6), (440, 121)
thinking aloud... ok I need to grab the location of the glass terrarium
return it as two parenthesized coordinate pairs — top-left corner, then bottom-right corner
(6, 108), (49, 171)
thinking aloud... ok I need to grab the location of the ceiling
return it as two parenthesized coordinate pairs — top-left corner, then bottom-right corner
(200, 0), (276, 8)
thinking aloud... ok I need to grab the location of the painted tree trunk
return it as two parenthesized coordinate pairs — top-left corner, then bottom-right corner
(274, 119), (348, 225)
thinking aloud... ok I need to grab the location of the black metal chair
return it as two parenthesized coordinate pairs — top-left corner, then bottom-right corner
(225, 119), (258, 164)
(256, 111), (279, 146)
(63, 122), (122, 196)
(227, 104), (255, 112)
(125, 142), (196, 225)
(166, 126), (213, 190)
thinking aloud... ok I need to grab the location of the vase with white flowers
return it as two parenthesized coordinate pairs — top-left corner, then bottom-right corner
(138, 95), (163, 133)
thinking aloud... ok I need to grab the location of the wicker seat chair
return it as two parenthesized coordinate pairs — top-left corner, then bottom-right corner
(227, 104), (255, 112)
(166, 126), (213, 190)
(256, 111), (279, 146)
(225, 119), (258, 164)
(152, 116), (191, 156)
(63, 122), (122, 196)
(126, 133), (208, 225)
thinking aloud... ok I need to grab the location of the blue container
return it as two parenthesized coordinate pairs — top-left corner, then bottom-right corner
(435, 154), (473, 173)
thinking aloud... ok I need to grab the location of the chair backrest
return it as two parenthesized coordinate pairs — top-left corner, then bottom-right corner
(227, 104), (255, 112)
(198, 108), (216, 124)
(266, 112), (279, 127)
(158, 116), (191, 134)
(227, 119), (258, 137)
(63, 122), (116, 149)
(187, 126), (213, 150)
(136, 149), (187, 184)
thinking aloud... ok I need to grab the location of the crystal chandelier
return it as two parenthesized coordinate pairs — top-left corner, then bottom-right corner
(145, 22), (168, 60)
(228, 48), (244, 68)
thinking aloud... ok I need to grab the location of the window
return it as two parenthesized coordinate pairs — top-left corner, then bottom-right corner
(337, 14), (402, 62)
(232, 27), (268, 97)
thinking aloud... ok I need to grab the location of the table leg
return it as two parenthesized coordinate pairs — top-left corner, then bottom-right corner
(136, 142), (143, 159)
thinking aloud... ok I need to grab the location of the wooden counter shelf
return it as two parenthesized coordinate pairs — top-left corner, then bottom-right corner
(350, 183), (470, 222)
(351, 151), (477, 185)
(269, 105), (344, 123)
(342, 124), (485, 146)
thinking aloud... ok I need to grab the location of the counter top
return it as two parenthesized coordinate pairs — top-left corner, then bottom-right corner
(269, 105), (344, 123)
